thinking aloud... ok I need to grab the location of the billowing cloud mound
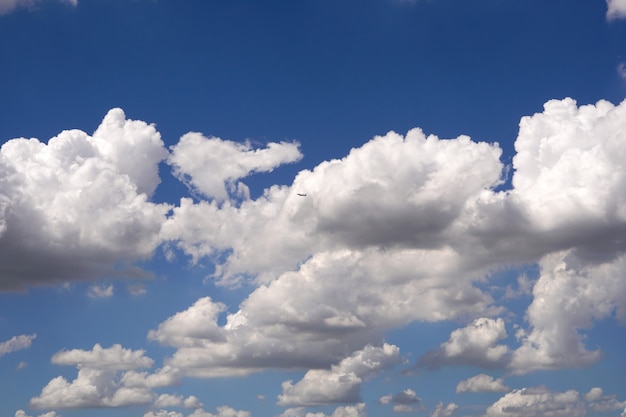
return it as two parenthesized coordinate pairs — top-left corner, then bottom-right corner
(419, 318), (509, 369)
(483, 386), (626, 417)
(456, 374), (509, 393)
(0, 108), (170, 290)
(277, 344), (400, 406)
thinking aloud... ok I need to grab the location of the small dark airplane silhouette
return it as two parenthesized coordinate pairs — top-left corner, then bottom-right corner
(297, 193), (307, 197)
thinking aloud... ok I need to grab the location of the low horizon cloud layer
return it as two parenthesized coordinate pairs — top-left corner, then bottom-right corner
(3, 97), (626, 416)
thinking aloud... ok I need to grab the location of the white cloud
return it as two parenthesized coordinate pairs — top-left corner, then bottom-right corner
(15, 411), (62, 417)
(51, 343), (153, 370)
(147, 297), (227, 347)
(87, 283), (114, 298)
(168, 133), (301, 202)
(119, 365), (182, 389)
(483, 387), (585, 417)
(0, 333), (36, 357)
(0, 0), (76, 15)
(419, 318), (509, 369)
(430, 402), (458, 417)
(510, 250), (626, 373)
(187, 406), (251, 417)
(144, 411), (183, 417)
(607, 0), (626, 20)
(0, 108), (170, 290)
(154, 393), (184, 408)
(618, 62), (626, 79)
(277, 404), (366, 417)
(30, 344), (158, 409)
(379, 389), (423, 413)
(277, 344), (400, 406)
(456, 374), (509, 393)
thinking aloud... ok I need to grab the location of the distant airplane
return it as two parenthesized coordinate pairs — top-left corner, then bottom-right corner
(297, 193), (307, 197)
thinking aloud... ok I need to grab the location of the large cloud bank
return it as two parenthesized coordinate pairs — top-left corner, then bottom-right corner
(7, 98), (626, 413)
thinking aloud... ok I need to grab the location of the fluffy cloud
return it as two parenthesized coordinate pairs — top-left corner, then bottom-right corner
(419, 318), (509, 369)
(456, 374), (509, 393)
(30, 344), (158, 409)
(168, 133), (301, 202)
(0, 108), (170, 290)
(277, 404), (366, 417)
(0, 333), (36, 357)
(379, 389), (423, 413)
(15, 411), (61, 417)
(607, 0), (626, 20)
(484, 386), (626, 417)
(277, 344), (400, 406)
(187, 406), (251, 417)
(510, 250), (626, 373)
(484, 387), (584, 417)
(144, 411), (183, 417)
(430, 402), (458, 417)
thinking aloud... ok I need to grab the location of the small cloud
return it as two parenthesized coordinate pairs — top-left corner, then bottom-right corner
(617, 62), (626, 79)
(456, 374), (509, 393)
(127, 283), (147, 296)
(379, 389), (424, 413)
(607, 0), (626, 21)
(17, 361), (28, 370)
(0, 334), (37, 358)
(87, 284), (114, 299)
(0, 0), (77, 16)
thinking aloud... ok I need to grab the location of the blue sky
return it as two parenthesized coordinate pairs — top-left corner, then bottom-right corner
(1, 1), (626, 417)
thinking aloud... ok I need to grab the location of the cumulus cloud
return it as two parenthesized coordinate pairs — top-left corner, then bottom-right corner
(456, 374), (509, 393)
(168, 133), (301, 202)
(379, 389), (423, 413)
(484, 387), (584, 417)
(277, 404), (366, 417)
(0, 333), (36, 357)
(277, 344), (400, 406)
(607, 0), (626, 20)
(430, 402), (458, 417)
(187, 406), (251, 417)
(30, 344), (160, 409)
(510, 250), (626, 373)
(15, 411), (62, 417)
(419, 318), (509, 369)
(144, 411), (183, 417)
(0, 108), (170, 290)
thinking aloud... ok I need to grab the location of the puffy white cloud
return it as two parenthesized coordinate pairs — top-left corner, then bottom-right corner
(29, 367), (154, 409)
(15, 412), (62, 417)
(0, 108), (170, 290)
(277, 344), (400, 406)
(30, 344), (160, 409)
(419, 318), (509, 369)
(456, 374), (509, 393)
(430, 402), (458, 417)
(187, 406), (251, 417)
(148, 297), (227, 347)
(510, 250), (626, 373)
(168, 133), (301, 202)
(483, 387), (585, 417)
(154, 393), (184, 408)
(51, 344), (153, 371)
(87, 283), (114, 298)
(144, 411), (183, 417)
(277, 404), (366, 417)
(119, 365), (182, 389)
(379, 389), (423, 413)
(0, 333), (36, 357)
(607, 0), (626, 20)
